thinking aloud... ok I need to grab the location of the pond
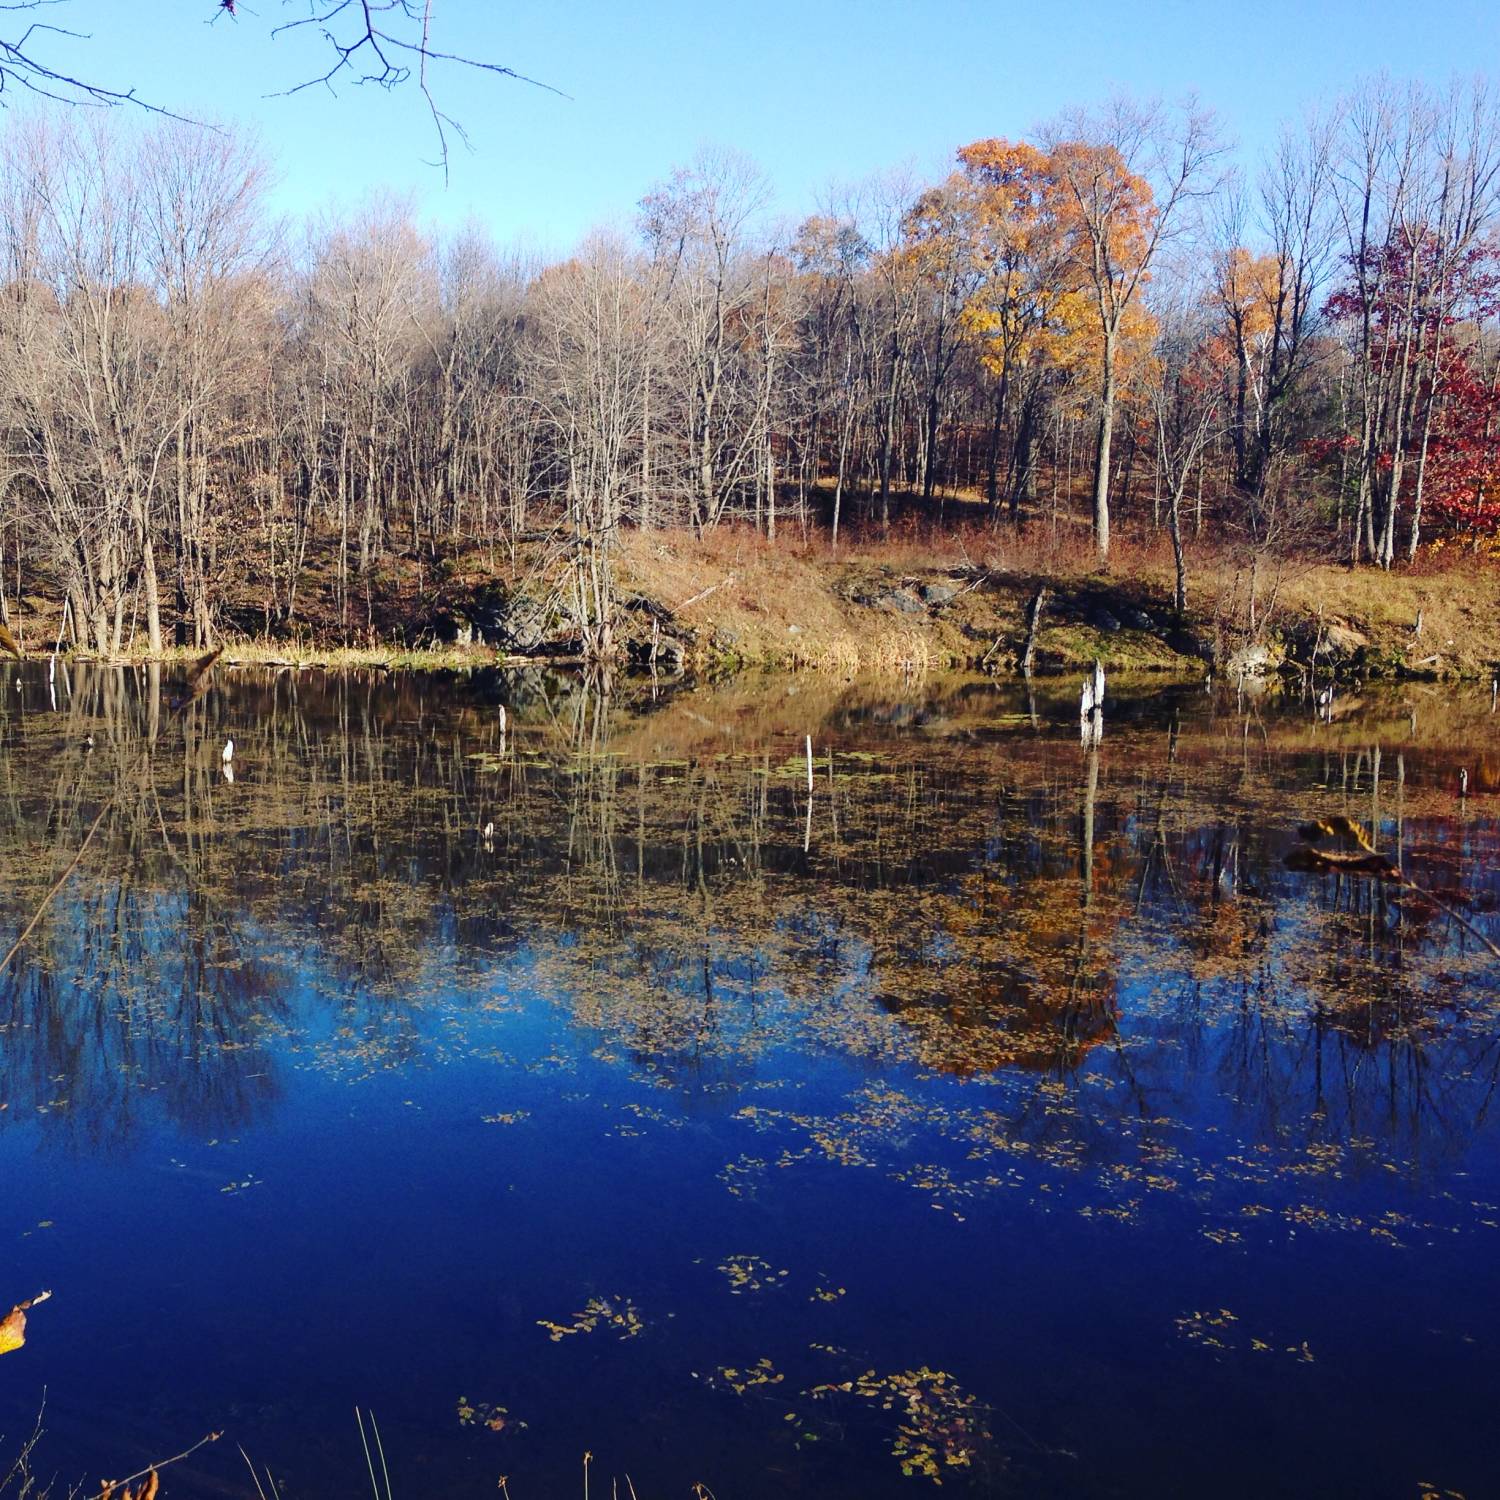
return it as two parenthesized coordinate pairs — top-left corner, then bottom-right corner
(1, 664), (1498, 1498)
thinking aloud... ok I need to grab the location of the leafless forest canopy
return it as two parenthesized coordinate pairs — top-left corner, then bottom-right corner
(0, 77), (1497, 658)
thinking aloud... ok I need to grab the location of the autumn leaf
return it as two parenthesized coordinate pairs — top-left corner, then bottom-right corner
(98, 1472), (159, 1500)
(0, 1290), (52, 1356)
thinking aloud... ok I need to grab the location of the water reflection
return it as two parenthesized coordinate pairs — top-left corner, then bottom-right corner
(0, 665), (1497, 1497)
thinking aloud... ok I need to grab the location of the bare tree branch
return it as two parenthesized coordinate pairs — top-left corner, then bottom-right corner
(0, 2), (564, 177)
(0, 4), (201, 120)
(266, 0), (568, 181)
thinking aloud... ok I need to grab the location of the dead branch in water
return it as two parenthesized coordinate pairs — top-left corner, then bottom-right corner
(171, 646), (225, 713)
(1285, 817), (1500, 960)
(0, 799), (113, 976)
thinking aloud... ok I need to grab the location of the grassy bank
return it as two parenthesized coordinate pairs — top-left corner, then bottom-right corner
(610, 525), (1500, 681)
(10, 521), (1499, 680)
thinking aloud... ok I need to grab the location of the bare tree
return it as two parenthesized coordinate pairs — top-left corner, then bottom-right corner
(1147, 298), (1222, 617)
(640, 148), (768, 532)
(303, 199), (433, 625)
(0, 116), (175, 656)
(138, 119), (275, 647)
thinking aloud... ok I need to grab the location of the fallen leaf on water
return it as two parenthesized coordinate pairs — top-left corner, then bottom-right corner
(0, 1290), (51, 1356)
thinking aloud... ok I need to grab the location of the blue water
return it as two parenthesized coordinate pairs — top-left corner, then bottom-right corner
(2, 667), (1498, 1497)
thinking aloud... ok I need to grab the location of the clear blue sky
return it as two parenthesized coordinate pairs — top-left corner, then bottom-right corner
(29, 0), (1500, 250)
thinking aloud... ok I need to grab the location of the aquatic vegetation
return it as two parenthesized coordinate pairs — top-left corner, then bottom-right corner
(810, 1365), (991, 1483)
(716, 1256), (789, 1295)
(538, 1297), (645, 1343)
(698, 1357), (785, 1396)
(456, 1397), (525, 1434)
(1175, 1309), (1315, 1363)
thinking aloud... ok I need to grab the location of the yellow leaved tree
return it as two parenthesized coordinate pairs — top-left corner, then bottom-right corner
(1041, 100), (1223, 561)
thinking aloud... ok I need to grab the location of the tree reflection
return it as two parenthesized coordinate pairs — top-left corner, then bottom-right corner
(0, 664), (1495, 1169)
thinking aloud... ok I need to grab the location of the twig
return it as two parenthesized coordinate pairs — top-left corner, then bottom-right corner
(0, 19), (205, 122)
(675, 574), (735, 612)
(264, 0), (566, 180)
(101, 1431), (222, 1492)
(1292, 818), (1500, 961)
(371, 1411), (392, 1500)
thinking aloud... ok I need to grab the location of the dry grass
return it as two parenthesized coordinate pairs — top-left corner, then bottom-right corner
(615, 519), (1500, 678)
(12, 510), (1499, 679)
(614, 522), (1202, 676)
(616, 528), (952, 675)
(67, 641), (554, 673)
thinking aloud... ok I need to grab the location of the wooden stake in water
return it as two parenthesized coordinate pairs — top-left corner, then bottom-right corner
(803, 735), (815, 853)
(1021, 586), (1047, 678)
(1080, 660), (1105, 748)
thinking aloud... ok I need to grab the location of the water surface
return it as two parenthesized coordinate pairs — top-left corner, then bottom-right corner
(2, 666), (1498, 1498)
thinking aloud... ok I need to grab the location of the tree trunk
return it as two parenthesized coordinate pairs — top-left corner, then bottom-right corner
(1091, 338), (1118, 564)
(1169, 480), (1188, 621)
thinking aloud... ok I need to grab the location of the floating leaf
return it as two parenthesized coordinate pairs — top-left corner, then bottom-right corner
(0, 1290), (50, 1357)
(538, 1295), (643, 1342)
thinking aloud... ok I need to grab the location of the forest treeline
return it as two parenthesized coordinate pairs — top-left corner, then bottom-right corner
(0, 77), (1497, 658)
